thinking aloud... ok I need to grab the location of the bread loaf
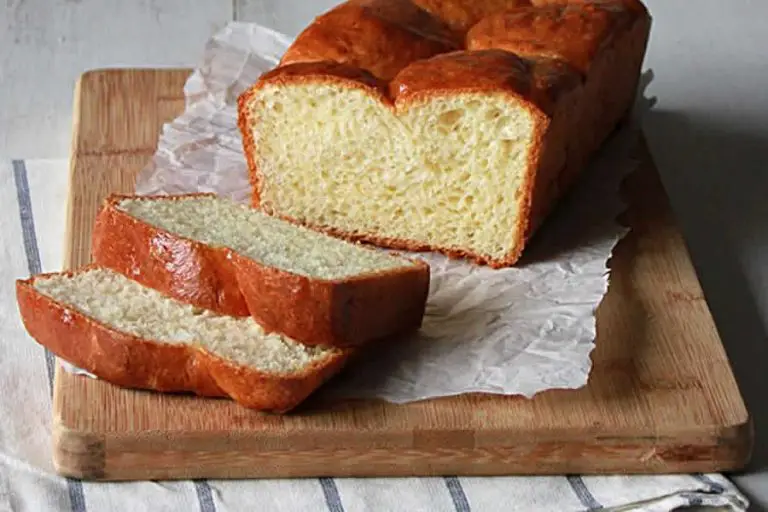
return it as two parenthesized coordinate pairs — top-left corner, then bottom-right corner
(92, 193), (430, 348)
(237, 0), (651, 267)
(16, 267), (352, 412)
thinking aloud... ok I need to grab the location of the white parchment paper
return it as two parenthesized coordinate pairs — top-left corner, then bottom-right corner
(127, 22), (647, 403)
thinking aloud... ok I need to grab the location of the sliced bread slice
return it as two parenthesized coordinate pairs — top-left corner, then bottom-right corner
(16, 267), (352, 412)
(91, 193), (430, 348)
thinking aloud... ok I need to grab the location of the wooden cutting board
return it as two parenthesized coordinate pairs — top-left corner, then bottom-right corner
(53, 69), (752, 481)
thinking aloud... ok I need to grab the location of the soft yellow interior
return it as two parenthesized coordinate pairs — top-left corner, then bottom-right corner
(34, 268), (339, 373)
(250, 84), (535, 261)
(118, 195), (410, 280)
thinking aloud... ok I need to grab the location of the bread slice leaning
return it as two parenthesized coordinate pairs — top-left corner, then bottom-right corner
(91, 193), (430, 348)
(16, 267), (352, 412)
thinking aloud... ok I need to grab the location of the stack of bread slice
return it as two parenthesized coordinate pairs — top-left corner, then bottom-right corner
(16, 194), (430, 412)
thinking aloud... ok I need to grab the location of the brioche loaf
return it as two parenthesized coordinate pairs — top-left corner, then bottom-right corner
(16, 267), (351, 412)
(238, 0), (651, 267)
(92, 193), (430, 348)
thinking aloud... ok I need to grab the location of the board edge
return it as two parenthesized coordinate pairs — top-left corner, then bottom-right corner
(52, 365), (108, 479)
(63, 72), (85, 271)
(53, 68), (754, 480)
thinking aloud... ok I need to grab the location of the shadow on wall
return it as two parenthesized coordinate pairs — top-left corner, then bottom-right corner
(643, 108), (768, 474)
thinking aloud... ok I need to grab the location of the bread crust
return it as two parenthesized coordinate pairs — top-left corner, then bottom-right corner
(92, 193), (431, 348)
(279, 0), (459, 81)
(412, 0), (533, 33)
(466, 3), (634, 74)
(238, 0), (651, 268)
(389, 49), (582, 116)
(16, 268), (352, 413)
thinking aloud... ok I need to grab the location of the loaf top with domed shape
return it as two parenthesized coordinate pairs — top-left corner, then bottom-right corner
(275, 0), (649, 85)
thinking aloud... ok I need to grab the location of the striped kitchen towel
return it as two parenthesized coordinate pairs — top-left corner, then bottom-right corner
(0, 158), (749, 511)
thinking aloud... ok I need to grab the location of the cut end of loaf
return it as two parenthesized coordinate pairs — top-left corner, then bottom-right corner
(116, 194), (414, 280)
(31, 267), (341, 375)
(238, 0), (651, 267)
(247, 83), (537, 263)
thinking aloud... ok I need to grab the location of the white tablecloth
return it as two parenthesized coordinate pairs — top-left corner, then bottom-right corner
(0, 158), (750, 511)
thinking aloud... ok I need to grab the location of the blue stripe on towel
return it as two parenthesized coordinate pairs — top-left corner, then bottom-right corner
(444, 476), (471, 512)
(319, 478), (345, 512)
(567, 475), (603, 510)
(194, 479), (217, 512)
(13, 159), (88, 512)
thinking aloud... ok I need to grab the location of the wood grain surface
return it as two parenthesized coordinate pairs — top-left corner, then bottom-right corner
(53, 69), (752, 480)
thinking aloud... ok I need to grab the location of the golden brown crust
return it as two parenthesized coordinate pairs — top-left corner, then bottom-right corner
(279, 1), (458, 81)
(197, 349), (351, 414)
(348, 0), (461, 45)
(258, 60), (390, 96)
(520, 1), (650, 239)
(238, 0), (651, 268)
(466, 3), (634, 74)
(16, 268), (353, 412)
(412, 0), (532, 33)
(232, 252), (431, 349)
(390, 49), (582, 117)
(92, 193), (431, 348)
